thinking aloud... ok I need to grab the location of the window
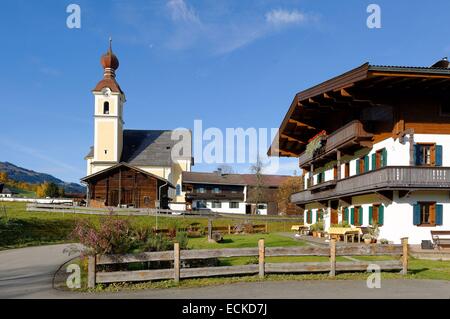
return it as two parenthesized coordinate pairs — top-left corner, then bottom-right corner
(143, 196), (150, 205)
(356, 156), (369, 174)
(414, 144), (442, 167)
(413, 202), (443, 226)
(103, 101), (110, 114)
(212, 201), (222, 208)
(317, 172), (325, 184)
(333, 165), (338, 180)
(230, 202), (239, 209)
(372, 148), (387, 170)
(344, 163), (350, 178)
(197, 187), (206, 194)
(350, 206), (363, 226)
(212, 187), (221, 194)
(257, 204), (267, 210)
(176, 184), (181, 196)
(316, 209), (324, 222)
(196, 200), (207, 208)
(306, 210), (313, 224)
(369, 204), (384, 226)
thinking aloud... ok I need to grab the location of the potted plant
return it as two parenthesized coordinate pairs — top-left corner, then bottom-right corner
(310, 223), (318, 237)
(362, 234), (373, 244)
(316, 221), (324, 238)
(368, 224), (380, 243)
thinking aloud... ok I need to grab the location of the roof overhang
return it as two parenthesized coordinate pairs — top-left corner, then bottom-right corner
(80, 162), (175, 188)
(268, 62), (450, 158)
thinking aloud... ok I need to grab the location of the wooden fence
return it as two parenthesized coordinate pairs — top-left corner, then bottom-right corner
(87, 238), (409, 288)
(151, 224), (268, 235)
(26, 203), (303, 222)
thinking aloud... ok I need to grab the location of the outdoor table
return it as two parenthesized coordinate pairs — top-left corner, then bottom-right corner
(327, 227), (362, 243)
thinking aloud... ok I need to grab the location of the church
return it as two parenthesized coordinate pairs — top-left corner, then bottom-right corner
(81, 41), (193, 209)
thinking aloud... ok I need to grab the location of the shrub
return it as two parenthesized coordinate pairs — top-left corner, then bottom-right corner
(71, 215), (133, 255)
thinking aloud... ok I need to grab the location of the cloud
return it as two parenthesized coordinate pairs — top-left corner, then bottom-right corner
(167, 0), (200, 24)
(116, 2), (318, 55)
(265, 9), (308, 26)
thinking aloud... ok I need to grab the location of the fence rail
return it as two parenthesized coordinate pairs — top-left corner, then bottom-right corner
(87, 238), (409, 288)
(26, 203), (303, 222)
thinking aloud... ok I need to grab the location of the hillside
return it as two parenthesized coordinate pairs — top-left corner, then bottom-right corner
(0, 162), (85, 194)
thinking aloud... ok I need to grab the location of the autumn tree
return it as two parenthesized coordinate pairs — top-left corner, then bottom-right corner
(250, 157), (265, 215)
(277, 175), (304, 216)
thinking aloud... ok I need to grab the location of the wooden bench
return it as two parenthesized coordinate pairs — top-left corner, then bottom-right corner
(431, 231), (450, 249)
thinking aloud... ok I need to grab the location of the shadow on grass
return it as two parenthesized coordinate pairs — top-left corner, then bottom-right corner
(0, 217), (75, 249)
(408, 268), (430, 275)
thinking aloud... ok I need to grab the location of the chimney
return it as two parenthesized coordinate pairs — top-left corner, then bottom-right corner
(216, 168), (223, 176)
(431, 57), (449, 68)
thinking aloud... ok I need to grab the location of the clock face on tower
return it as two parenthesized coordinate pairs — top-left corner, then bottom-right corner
(102, 88), (111, 97)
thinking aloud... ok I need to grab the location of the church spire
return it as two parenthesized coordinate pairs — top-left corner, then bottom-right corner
(101, 37), (119, 79)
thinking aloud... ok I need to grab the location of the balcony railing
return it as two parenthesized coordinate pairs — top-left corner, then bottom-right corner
(298, 120), (373, 168)
(291, 166), (450, 204)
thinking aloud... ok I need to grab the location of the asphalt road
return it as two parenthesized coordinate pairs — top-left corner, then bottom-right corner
(0, 244), (78, 298)
(0, 245), (449, 299)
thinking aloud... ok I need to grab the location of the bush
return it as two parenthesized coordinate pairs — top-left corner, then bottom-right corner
(70, 215), (189, 256)
(71, 215), (133, 255)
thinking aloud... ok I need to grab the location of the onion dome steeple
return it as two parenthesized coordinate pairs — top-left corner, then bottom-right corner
(101, 37), (120, 78)
(93, 37), (124, 94)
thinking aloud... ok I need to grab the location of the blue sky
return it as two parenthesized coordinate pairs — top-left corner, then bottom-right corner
(1, 0), (450, 183)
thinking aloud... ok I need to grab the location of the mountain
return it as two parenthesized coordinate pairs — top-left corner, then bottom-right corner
(0, 161), (85, 194)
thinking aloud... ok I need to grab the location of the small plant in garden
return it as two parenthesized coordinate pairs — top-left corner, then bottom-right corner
(379, 238), (389, 244)
(71, 214), (133, 256)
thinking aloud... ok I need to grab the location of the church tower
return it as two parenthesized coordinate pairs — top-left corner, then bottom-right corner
(91, 39), (125, 172)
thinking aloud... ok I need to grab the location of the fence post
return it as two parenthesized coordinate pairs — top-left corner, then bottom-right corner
(174, 242), (180, 283)
(228, 224), (231, 235)
(87, 255), (96, 288)
(207, 219), (213, 241)
(258, 239), (265, 279)
(329, 239), (336, 277)
(401, 237), (408, 275)
(265, 222), (268, 233)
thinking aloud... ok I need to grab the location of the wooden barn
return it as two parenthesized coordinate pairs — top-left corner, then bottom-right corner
(81, 163), (174, 209)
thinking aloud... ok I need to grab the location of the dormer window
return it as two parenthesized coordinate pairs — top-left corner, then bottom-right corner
(103, 101), (110, 114)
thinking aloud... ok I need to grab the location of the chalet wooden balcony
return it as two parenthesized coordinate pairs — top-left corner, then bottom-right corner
(291, 166), (450, 205)
(298, 120), (373, 169)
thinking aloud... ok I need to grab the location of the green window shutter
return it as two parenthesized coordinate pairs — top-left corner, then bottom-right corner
(356, 160), (360, 174)
(414, 145), (422, 165)
(364, 156), (370, 172)
(436, 145), (443, 167)
(350, 208), (355, 225)
(413, 204), (421, 225)
(379, 205), (384, 226)
(315, 210), (318, 223)
(344, 207), (349, 222)
(360, 207), (364, 225)
(371, 153), (376, 170)
(369, 206), (373, 225)
(307, 211), (312, 224)
(436, 204), (443, 226)
(382, 148), (388, 167)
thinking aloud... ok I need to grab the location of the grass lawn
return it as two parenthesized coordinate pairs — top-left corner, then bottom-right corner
(0, 202), (301, 250)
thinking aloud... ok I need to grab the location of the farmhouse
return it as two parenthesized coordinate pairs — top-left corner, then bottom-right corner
(81, 41), (192, 209)
(0, 184), (16, 198)
(270, 58), (450, 244)
(182, 170), (301, 215)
